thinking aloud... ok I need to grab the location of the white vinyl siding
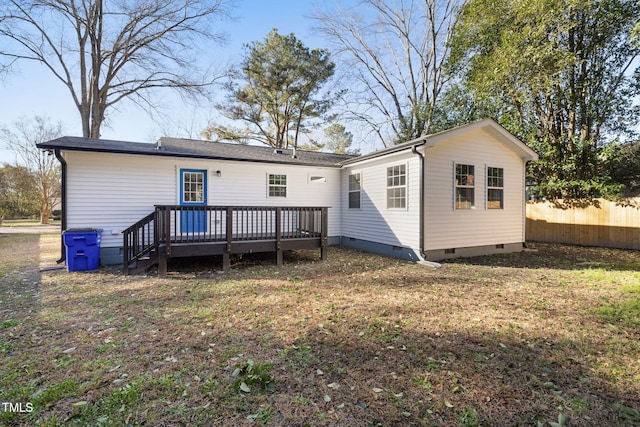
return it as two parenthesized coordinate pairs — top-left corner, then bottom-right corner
(63, 151), (343, 248)
(424, 127), (527, 251)
(341, 152), (420, 249)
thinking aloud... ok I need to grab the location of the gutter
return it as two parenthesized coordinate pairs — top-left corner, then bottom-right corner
(54, 149), (67, 264)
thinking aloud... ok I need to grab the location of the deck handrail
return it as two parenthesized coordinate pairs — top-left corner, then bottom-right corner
(153, 205), (329, 209)
(154, 205), (327, 244)
(122, 211), (156, 274)
(123, 205), (328, 274)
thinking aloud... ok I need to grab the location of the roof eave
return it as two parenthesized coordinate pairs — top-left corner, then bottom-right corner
(37, 141), (346, 168)
(422, 118), (538, 161)
(339, 140), (426, 166)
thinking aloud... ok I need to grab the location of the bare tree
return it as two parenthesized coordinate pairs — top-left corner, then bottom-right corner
(314, 0), (463, 146)
(0, 116), (63, 223)
(0, 0), (232, 139)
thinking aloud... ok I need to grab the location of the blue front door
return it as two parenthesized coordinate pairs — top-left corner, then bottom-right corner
(180, 169), (207, 233)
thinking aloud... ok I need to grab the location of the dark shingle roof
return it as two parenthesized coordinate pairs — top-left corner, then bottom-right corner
(37, 136), (357, 167)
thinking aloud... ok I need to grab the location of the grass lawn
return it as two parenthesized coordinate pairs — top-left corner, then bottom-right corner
(1, 233), (639, 426)
(0, 219), (61, 227)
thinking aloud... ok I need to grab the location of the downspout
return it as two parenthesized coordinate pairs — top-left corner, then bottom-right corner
(411, 144), (426, 257)
(523, 159), (533, 247)
(54, 149), (67, 264)
(412, 144), (441, 268)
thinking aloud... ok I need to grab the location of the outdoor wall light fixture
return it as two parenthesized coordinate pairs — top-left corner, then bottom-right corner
(216, 170), (222, 177)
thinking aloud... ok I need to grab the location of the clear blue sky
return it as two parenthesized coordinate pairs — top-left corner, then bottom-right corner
(0, 0), (341, 164)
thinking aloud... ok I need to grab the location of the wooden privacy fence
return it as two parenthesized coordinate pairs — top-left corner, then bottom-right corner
(526, 198), (640, 250)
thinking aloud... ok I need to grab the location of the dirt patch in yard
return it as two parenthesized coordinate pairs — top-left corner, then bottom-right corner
(1, 237), (639, 426)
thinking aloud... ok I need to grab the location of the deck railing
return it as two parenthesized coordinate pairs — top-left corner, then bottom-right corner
(122, 211), (156, 274)
(123, 205), (327, 274)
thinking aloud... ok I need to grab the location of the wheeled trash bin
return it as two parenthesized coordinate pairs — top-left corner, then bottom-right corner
(62, 229), (102, 272)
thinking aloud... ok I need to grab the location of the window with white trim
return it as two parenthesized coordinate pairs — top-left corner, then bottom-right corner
(348, 173), (361, 209)
(386, 164), (406, 209)
(268, 174), (287, 197)
(455, 164), (475, 209)
(487, 167), (504, 209)
(182, 171), (205, 203)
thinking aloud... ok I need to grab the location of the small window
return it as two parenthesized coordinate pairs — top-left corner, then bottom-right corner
(309, 175), (326, 184)
(487, 167), (504, 209)
(387, 165), (406, 209)
(348, 173), (361, 209)
(455, 164), (475, 209)
(268, 174), (287, 197)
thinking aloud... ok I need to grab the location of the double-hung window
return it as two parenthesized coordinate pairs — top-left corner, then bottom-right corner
(455, 164), (475, 209)
(387, 165), (406, 209)
(348, 173), (361, 209)
(487, 167), (504, 209)
(268, 174), (287, 197)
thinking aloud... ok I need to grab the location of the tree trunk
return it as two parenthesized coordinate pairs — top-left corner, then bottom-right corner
(40, 211), (50, 224)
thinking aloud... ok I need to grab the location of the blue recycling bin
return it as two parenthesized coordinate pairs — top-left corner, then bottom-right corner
(63, 229), (102, 272)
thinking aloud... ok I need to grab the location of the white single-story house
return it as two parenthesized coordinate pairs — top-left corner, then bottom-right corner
(37, 118), (538, 274)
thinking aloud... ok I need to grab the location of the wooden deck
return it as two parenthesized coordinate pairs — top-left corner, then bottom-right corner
(122, 205), (328, 276)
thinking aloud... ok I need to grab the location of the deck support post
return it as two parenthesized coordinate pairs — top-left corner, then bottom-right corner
(275, 208), (283, 266)
(123, 231), (130, 275)
(163, 207), (172, 257)
(158, 246), (168, 277)
(320, 207), (328, 261)
(224, 207), (233, 271)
